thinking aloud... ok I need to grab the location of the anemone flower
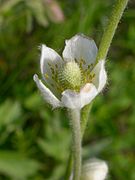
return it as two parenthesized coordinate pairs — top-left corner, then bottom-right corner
(33, 34), (107, 109)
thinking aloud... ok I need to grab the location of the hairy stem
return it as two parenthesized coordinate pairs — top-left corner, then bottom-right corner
(69, 109), (82, 180)
(65, 104), (92, 180)
(96, 0), (129, 62)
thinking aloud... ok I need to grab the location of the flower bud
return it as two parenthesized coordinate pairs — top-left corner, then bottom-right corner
(81, 158), (108, 180)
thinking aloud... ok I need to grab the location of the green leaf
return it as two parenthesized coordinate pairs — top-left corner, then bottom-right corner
(0, 150), (40, 179)
(0, 0), (21, 14)
(26, 0), (48, 27)
(0, 99), (22, 127)
(47, 165), (65, 180)
(38, 129), (70, 161)
(24, 93), (43, 110)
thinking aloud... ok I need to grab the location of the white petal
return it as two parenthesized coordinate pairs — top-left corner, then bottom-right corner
(92, 60), (107, 92)
(40, 44), (63, 85)
(62, 34), (97, 66)
(80, 83), (98, 106)
(33, 74), (62, 109)
(61, 83), (97, 109)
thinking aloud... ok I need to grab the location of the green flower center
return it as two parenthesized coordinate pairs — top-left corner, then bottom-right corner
(45, 60), (95, 93)
(58, 61), (82, 91)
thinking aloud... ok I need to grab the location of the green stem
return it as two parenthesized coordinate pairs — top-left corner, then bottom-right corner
(81, 103), (92, 137)
(96, 0), (129, 62)
(65, 104), (92, 180)
(69, 109), (82, 180)
(65, 149), (73, 180)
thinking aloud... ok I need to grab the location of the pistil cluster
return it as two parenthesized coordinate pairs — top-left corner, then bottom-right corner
(45, 60), (95, 93)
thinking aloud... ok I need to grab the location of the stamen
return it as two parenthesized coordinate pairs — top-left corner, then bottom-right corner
(45, 73), (49, 79)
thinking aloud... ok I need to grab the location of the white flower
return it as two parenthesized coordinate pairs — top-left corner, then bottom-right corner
(81, 158), (108, 180)
(33, 34), (107, 109)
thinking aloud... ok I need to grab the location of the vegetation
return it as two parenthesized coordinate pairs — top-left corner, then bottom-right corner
(0, 0), (135, 179)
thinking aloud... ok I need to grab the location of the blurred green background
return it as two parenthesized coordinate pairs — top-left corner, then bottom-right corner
(0, 0), (135, 179)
